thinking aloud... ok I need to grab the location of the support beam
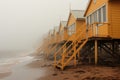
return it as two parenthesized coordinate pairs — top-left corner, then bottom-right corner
(74, 43), (77, 67)
(78, 51), (80, 59)
(112, 40), (115, 54)
(95, 40), (98, 65)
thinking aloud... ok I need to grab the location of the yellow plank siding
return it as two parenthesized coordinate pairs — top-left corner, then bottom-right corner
(76, 20), (86, 39)
(64, 27), (68, 40)
(67, 10), (85, 41)
(67, 13), (76, 27)
(85, 0), (109, 38)
(109, 0), (120, 39)
(76, 20), (85, 33)
(59, 24), (64, 41)
(59, 21), (68, 42)
(85, 0), (120, 39)
(56, 32), (60, 43)
(85, 0), (108, 16)
(67, 13), (76, 40)
(98, 24), (109, 37)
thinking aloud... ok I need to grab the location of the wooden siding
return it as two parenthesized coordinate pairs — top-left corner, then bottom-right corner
(109, 0), (120, 39)
(67, 13), (86, 41)
(67, 13), (76, 26)
(76, 20), (85, 32)
(86, 0), (108, 16)
(59, 24), (64, 41)
(67, 13), (76, 41)
(56, 32), (60, 43)
(85, 0), (109, 38)
(63, 28), (68, 40)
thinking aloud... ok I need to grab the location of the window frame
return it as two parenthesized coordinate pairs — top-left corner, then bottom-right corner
(68, 23), (76, 36)
(94, 0), (97, 4)
(86, 4), (107, 27)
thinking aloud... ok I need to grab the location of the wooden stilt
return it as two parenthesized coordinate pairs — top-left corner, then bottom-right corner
(78, 51), (81, 64)
(62, 54), (65, 70)
(112, 40), (115, 54)
(78, 51), (80, 58)
(95, 40), (98, 65)
(74, 43), (77, 67)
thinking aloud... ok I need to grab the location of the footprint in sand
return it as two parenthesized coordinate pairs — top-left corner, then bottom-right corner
(64, 77), (69, 80)
(52, 73), (58, 76)
(74, 70), (86, 74)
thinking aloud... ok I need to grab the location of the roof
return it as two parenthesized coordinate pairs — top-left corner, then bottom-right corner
(71, 10), (85, 19)
(84, 0), (92, 16)
(66, 10), (85, 26)
(84, 0), (111, 16)
(61, 21), (67, 27)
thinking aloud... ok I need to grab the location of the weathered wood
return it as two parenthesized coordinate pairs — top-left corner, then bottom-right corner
(95, 40), (98, 65)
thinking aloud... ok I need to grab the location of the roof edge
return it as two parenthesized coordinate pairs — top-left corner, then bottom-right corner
(84, 0), (92, 17)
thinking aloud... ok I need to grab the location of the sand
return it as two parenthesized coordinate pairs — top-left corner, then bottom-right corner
(0, 72), (11, 79)
(33, 55), (120, 80)
(37, 64), (120, 80)
(0, 55), (120, 80)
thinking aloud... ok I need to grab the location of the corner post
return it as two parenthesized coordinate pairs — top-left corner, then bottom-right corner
(95, 40), (98, 65)
(74, 42), (77, 67)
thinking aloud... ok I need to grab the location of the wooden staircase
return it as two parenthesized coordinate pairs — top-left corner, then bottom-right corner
(54, 24), (88, 70)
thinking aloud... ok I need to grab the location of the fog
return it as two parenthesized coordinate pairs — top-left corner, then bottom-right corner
(0, 0), (89, 53)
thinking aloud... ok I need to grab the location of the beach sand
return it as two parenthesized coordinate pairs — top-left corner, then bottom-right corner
(0, 55), (120, 80)
(33, 55), (120, 80)
(37, 63), (120, 80)
(0, 72), (11, 79)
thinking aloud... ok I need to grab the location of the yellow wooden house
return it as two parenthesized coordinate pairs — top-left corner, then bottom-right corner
(49, 29), (54, 45)
(84, 0), (120, 39)
(66, 10), (85, 41)
(54, 0), (120, 70)
(54, 10), (88, 70)
(59, 21), (68, 43)
(46, 26), (61, 58)
(54, 26), (60, 43)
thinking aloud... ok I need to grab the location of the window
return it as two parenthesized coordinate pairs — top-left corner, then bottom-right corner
(103, 5), (106, 22)
(94, 0), (96, 4)
(90, 15), (92, 24)
(87, 17), (89, 26)
(86, 5), (107, 26)
(98, 8), (102, 23)
(94, 11), (97, 23)
(88, 16), (90, 25)
(68, 23), (75, 36)
(92, 14), (94, 24)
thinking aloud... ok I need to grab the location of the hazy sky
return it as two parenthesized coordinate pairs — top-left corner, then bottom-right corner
(0, 0), (89, 52)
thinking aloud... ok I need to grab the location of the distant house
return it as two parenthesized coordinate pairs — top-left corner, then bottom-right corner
(59, 21), (68, 42)
(53, 26), (59, 44)
(66, 10), (85, 41)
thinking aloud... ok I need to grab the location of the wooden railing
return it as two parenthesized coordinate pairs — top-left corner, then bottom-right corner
(54, 24), (87, 67)
(87, 22), (110, 38)
(60, 25), (87, 67)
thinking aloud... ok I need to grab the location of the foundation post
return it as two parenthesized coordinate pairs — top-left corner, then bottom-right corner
(74, 43), (77, 67)
(95, 40), (98, 65)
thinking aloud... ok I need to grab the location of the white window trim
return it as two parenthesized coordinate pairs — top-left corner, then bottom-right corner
(68, 23), (76, 36)
(94, 0), (97, 4)
(86, 3), (108, 26)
